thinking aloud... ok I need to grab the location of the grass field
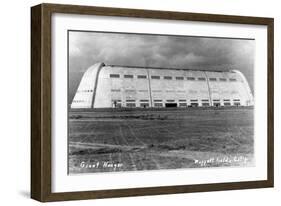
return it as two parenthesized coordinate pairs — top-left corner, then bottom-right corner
(68, 107), (254, 174)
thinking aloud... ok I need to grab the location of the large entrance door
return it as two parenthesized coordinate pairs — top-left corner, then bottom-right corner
(165, 103), (177, 107)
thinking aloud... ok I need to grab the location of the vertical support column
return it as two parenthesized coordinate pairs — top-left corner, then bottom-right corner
(204, 71), (213, 106)
(146, 69), (153, 107)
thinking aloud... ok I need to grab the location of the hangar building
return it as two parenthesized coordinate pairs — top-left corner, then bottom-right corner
(71, 63), (254, 108)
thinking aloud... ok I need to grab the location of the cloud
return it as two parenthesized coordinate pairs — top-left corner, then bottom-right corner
(68, 31), (255, 102)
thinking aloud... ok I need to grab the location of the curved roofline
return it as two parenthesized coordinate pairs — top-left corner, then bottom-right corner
(103, 63), (236, 73)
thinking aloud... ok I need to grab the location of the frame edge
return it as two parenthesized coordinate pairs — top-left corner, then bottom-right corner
(31, 4), (43, 202)
(30, 3), (275, 202)
(42, 3), (273, 25)
(267, 18), (274, 187)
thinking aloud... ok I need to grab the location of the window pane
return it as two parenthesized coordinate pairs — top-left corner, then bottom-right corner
(110, 74), (120, 78)
(151, 76), (160, 79)
(209, 78), (217, 81)
(137, 75), (147, 79)
(164, 76), (172, 80)
(187, 77), (195, 80)
(198, 77), (206, 81)
(124, 74), (133, 78)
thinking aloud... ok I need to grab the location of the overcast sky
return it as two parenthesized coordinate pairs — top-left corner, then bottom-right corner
(68, 31), (255, 103)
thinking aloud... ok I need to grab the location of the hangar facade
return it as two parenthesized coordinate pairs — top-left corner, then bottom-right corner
(71, 62), (254, 109)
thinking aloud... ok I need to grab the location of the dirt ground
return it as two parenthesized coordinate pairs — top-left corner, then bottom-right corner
(68, 107), (254, 174)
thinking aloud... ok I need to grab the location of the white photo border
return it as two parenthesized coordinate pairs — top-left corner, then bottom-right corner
(51, 13), (268, 193)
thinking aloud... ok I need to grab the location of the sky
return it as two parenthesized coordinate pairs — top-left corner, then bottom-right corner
(68, 31), (255, 103)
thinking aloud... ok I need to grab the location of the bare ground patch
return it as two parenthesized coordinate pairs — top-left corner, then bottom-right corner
(68, 108), (254, 174)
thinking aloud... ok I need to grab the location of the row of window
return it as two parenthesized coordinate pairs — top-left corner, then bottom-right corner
(111, 89), (239, 94)
(77, 89), (94, 93)
(112, 101), (241, 108)
(77, 89), (238, 93)
(72, 99), (241, 106)
(109, 74), (237, 82)
(112, 99), (240, 102)
(72, 100), (85, 103)
(73, 98), (240, 103)
(112, 99), (241, 107)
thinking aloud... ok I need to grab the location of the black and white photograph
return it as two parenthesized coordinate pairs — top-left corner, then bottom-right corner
(68, 30), (255, 174)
